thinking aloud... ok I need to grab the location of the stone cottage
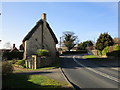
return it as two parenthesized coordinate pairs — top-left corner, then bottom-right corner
(22, 13), (58, 60)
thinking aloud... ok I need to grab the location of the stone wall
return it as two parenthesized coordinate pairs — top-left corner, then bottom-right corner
(25, 55), (56, 69)
(36, 57), (54, 68)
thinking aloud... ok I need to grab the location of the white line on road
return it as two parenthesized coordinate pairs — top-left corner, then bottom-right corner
(73, 56), (119, 83)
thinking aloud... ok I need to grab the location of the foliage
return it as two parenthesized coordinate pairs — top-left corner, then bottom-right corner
(102, 46), (109, 55)
(113, 45), (120, 51)
(95, 33), (114, 51)
(97, 50), (102, 56)
(16, 60), (25, 68)
(2, 61), (14, 75)
(3, 42), (12, 49)
(78, 40), (93, 50)
(62, 31), (78, 51)
(3, 52), (23, 60)
(37, 49), (49, 57)
(78, 42), (84, 50)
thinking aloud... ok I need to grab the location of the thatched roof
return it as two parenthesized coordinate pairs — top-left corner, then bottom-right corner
(23, 19), (58, 44)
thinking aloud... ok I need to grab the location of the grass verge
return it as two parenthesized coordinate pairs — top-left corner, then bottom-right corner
(83, 55), (98, 59)
(2, 73), (70, 89)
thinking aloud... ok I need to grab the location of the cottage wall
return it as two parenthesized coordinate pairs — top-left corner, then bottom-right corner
(43, 21), (57, 58)
(25, 21), (57, 59)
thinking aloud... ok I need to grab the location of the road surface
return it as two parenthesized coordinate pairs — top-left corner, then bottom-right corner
(61, 54), (119, 90)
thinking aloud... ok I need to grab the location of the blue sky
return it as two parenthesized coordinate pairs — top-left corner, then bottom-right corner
(0, 2), (118, 49)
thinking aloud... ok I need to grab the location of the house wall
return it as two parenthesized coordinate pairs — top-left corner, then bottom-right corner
(43, 21), (57, 58)
(24, 20), (57, 59)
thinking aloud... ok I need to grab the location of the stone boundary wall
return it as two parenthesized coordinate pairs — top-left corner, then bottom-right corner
(25, 55), (56, 69)
(36, 57), (54, 68)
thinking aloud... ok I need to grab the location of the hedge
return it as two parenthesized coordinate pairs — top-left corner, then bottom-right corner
(102, 46), (109, 55)
(113, 45), (120, 51)
(106, 50), (120, 57)
(3, 52), (23, 60)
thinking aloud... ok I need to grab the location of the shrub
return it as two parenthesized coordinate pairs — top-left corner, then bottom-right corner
(97, 50), (102, 56)
(2, 61), (14, 75)
(102, 46), (109, 55)
(113, 45), (120, 51)
(16, 60), (25, 67)
(37, 49), (49, 57)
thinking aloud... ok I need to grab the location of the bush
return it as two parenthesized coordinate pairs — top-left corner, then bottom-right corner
(113, 45), (120, 51)
(97, 50), (102, 56)
(102, 46), (109, 55)
(37, 49), (49, 57)
(16, 60), (25, 68)
(2, 61), (14, 75)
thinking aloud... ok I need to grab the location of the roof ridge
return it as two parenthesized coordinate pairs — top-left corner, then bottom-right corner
(23, 19), (58, 44)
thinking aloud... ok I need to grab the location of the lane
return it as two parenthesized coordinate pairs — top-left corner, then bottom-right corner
(62, 67), (118, 88)
(75, 58), (119, 79)
(61, 55), (119, 89)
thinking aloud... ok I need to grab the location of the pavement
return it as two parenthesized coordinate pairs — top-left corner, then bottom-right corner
(14, 66), (75, 89)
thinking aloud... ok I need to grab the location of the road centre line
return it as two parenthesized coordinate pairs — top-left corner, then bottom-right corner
(73, 56), (119, 83)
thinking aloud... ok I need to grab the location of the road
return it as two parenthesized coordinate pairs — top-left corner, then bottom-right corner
(61, 54), (119, 90)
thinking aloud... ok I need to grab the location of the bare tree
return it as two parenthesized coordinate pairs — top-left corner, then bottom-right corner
(3, 42), (12, 49)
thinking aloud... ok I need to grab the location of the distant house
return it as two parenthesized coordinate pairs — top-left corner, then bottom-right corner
(22, 13), (58, 60)
(113, 37), (120, 45)
(0, 44), (20, 60)
(10, 44), (19, 52)
(19, 44), (24, 52)
(0, 49), (11, 60)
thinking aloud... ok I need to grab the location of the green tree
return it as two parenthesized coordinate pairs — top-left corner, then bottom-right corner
(95, 33), (114, 51)
(62, 31), (78, 51)
(78, 40), (93, 50)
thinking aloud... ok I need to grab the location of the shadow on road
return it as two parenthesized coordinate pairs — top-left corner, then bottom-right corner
(60, 55), (120, 68)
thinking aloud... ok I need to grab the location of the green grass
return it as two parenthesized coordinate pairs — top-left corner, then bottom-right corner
(83, 55), (98, 59)
(3, 74), (69, 88)
(83, 55), (111, 61)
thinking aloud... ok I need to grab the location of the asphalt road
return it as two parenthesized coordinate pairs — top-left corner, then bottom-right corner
(61, 54), (119, 90)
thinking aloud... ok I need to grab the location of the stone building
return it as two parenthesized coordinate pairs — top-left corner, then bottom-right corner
(22, 13), (58, 60)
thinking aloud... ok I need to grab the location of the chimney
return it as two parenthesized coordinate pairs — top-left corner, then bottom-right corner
(13, 44), (15, 48)
(41, 13), (46, 20)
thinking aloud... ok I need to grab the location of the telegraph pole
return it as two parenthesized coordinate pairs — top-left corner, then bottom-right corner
(60, 37), (61, 49)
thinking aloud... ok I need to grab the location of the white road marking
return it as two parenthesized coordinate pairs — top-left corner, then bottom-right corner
(73, 56), (119, 83)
